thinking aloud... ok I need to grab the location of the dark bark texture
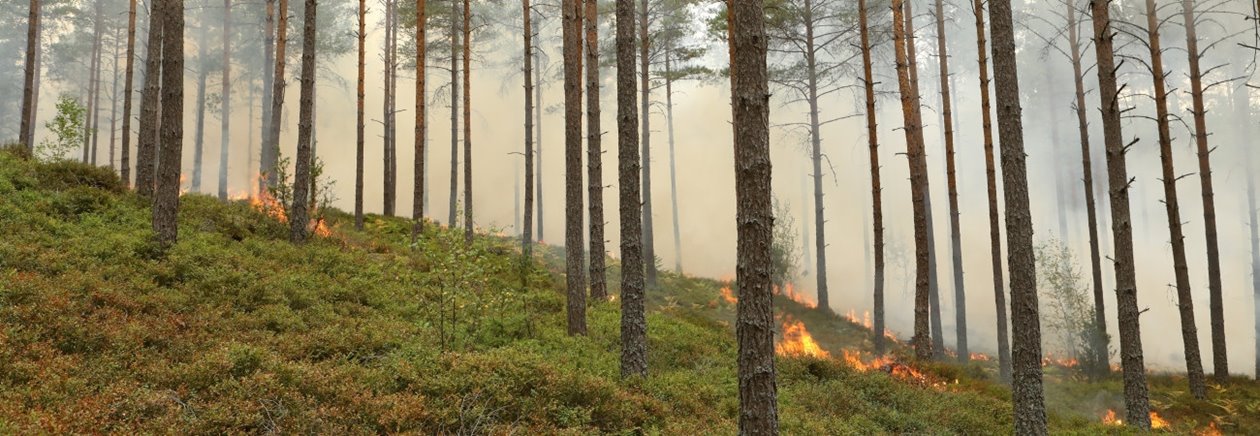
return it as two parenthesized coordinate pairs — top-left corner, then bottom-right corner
(859, 0), (886, 355)
(289, 0), (317, 243)
(617, 0), (646, 378)
(935, 0), (966, 361)
(973, 0), (1011, 383)
(892, 0), (932, 362)
(153, 0), (184, 248)
(563, 0), (587, 336)
(586, 0), (607, 301)
(20, 0), (40, 153)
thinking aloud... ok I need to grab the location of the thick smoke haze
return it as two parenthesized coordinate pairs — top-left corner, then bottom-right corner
(6, 0), (1260, 376)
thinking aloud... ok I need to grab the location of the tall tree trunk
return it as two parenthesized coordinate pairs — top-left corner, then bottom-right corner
(260, 0), (275, 189)
(448, 0), (460, 227)
(412, 0), (427, 240)
(1090, 0), (1152, 428)
(383, 0), (396, 216)
(136, 2), (164, 199)
(859, 0), (886, 355)
(153, 0), (185, 248)
(903, 0), (944, 359)
(586, 0), (607, 300)
(108, 27), (122, 169)
(803, 0), (829, 312)
(522, 0), (535, 256)
(121, 0), (135, 181)
(354, 0), (366, 228)
(462, 0), (473, 244)
(19, 0), (40, 153)
(730, 0), (777, 431)
(218, 0), (231, 200)
(973, 0), (1010, 382)
(563, 0), (587, 336)
(1066, 0), (1108, 378)
(935, 0), (966, 360)
(387, 0), (399, 217)
(266, 0), (290, 189)
(1250, 151), (1260, 379)
(289, 0), (316, 243)
(535, 26), (545, 242)
(1181, 0), (1227, 381)
(639, 0), (657, 286)
(665, 51), (682, 274)
(989, 0), (1047, 432)
(1144, 0), (1207, 399)
(893, 0), (934, 361)
(193, 23), (209, 193)
(617, 0), (645, 376)
(86, 1), (104, 165)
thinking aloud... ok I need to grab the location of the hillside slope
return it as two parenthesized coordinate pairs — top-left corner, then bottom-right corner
(0, 150), (1250, 434)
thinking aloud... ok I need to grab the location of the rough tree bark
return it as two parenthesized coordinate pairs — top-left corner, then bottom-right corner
(1143, 0), (1207, 399)
(260, 0), (275, 190)
(1066, 0), (1108, 378)
(586, 0), (607, 300)
(535, 21), (545, 242)
(859, 0), (887, 355)
(1090, 0), (1152, 428)
(383, 0), (396, 216)
(265, 0), (290, 189)
(86, 0), (104, 165)
(1181, 0), (1227, 381)
(153, 0), (184, 248)
(617, 0), (646, 378)
(289, 0), (317, 243)
(217, 0), (231, 200)
(730, 0), (777, 431)
(973, 0), (1010, 383)
(892, 0), (933, 361)
(989, 0), (1047, 432)
(355, 0), (366, 229)
(462, 0), (473, 245)
(19, 0), (40, 153)
(136, 2), (164, 199)
(640, 0), (658, 287)
(522, 0), (535, 256)
(563, 0), (587, 336)
(935, 0), (966, 361)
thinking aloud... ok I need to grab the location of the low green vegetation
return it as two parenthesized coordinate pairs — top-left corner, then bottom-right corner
(0, 149), (1253, 434)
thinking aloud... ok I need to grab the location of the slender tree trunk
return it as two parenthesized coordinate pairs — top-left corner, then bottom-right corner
(1143, 0), (1207, 398)
(266, 0), (289, 189)
(894, 0), (933, 361)
(462, 0), (473, 245)
(136, 3), (164, 199)
(260, 0), (275, 189)
(108, 27), (122, 169)
(153, 0), (185, 248)
(1181, 0), (1227, 381)
(1090, 0), (1152, 428)
(193, 23), (209, 192)
(935, 0), (966, 360)
(989, 0), (1047, 432)
(86, 1), (104, 164)
(617, 0), (645, 377)
(383, 0), (396, 216)
(665, 52), (682, 274)
(19, 0), (40, 153)
(388, 0), (399, 217)
(586, 0), (607, 300)
(448, 0), (460, 227)
(354, 0), (365, 228)
(639, 0), (657, 286)
(803, 0), (829, 312)
(1250, 152), (1260, 379)
(860, 0), (886, 355)
(522, 0), (535, 256)
(121, 0), (136, 181)
(535, 26), (545, 242)
(730, 0), (777, 431)
(563, 0), (587, 336)
(1066, 0), (1108, 378)
(289, 0), (316, 243)
(973, 0), (1010, 382)
(903, 0), (944, 359)
(28, 16), (43, 151)
(217, 0), (232, 200)
(412, 0), (427, 240)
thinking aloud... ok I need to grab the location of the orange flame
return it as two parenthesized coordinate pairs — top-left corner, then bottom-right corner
(774, 283), (817, 309)
(248, 187), (333, 238)
(719, 286), (738, 304)
(775, 316), (829, 359)
(1103, 409), (1121, 426)
(1150, 412), (1169, 430)
(1042, 354), (1080, 368)
(1102, 409), (1171, 430)
(970, 352), (993, 362)
(1197, 422), (1221, 436)
(179, 173), (189, 195)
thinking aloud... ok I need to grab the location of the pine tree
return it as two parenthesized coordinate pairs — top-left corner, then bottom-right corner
(19, 0), (40, 154)
(289, 0), (318, 243)
(153, 0), (186, 248)
(563, 0), (587, 336)
(586, 0), (607, 300)
(617, 0), (646, 377)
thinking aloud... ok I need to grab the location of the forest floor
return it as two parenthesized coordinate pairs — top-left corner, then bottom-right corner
(0, 147), (1255, 434)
